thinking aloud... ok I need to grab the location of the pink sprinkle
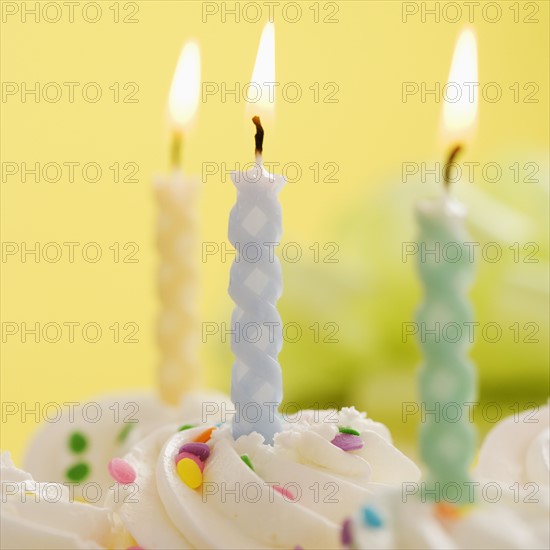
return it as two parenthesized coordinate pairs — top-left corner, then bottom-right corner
(331, 433), (364, 451)
(274, 485), (296, 501)
(108, 458), (136, 484)
(175, 451), (204, 472)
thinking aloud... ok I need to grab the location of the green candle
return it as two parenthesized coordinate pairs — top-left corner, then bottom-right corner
(415, 26), (479, 504)
(415, 186), (477, 503)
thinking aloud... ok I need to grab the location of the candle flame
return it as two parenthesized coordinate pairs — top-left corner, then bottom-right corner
(246, 22), (276, 117)
(168, 41), (201, 131)
(441, 28), (478, 146)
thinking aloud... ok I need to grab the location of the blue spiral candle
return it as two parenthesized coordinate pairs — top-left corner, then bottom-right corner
(228, 119), (286, 443)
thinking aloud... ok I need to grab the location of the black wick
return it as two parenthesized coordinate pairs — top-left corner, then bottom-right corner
(252, 116), (264, 157)
(444, 144), (462, 189)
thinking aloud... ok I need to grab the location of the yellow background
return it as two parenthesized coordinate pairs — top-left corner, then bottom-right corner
(1, 0), (549, 461)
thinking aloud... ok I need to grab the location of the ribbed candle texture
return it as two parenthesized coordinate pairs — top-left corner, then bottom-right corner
(229, 165), (286, 444)
(156, 171), (200, 405)
(415, 195), (477, 503)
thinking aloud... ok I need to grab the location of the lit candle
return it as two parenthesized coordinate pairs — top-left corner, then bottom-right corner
(156, 42), (201, 405)
(416, 28), (478, 501)
(229, 23), (286, 444)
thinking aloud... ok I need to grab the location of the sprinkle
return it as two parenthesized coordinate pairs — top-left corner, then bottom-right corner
(294, 546), (303, 550)
(175, 451), (204, 472)
(178, 424), (195, 432)
(240, 454), (254, 471)
(66, 462), (90, 482)
(273, 485), (296, 501)
(179, 442), (210, 461)
(362, 505), (383, 528)
(108, 458), (136, 484)
(117, 423), (135, 443)
(435, 502), (461, 520)
(341, 518), (353, 546)
(68, 432), (87, 453)
(126, 547), (143, 550)
(177, 457), (203, 489)
(331, 433), (364, 451)
(338, 426), (360, 436)
(193, 426), (216, 443)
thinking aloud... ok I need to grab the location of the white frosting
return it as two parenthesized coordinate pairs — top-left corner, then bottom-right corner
(24, 390), (231, 502)
(109, 407), (420, 549)
(348, 405), (550, 549)
(0, 452), (119, 550)
(475, 404), (549, 490)
(348, 487), (550, 550)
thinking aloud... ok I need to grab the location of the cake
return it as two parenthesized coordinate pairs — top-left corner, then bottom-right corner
(343, 405), (550, 549)
(0, 452), (126, 549)
(23, 390), (231, 502)
(106, 406), (420, 549)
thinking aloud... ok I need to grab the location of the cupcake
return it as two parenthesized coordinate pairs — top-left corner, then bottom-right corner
(0, 451), (125, 549)
(24, 390), (231, 503)
(343, 406), (550, 549)
(107, 406), (420, 549)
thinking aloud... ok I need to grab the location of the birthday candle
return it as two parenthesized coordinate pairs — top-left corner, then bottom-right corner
(416, 28), (478, 501)
(229, 23), (286, 444)
(416, 193), (476, 496)
(156, 42), (201, 405)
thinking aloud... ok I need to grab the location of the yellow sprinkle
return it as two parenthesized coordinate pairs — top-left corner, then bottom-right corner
(176, 457), (203, 489)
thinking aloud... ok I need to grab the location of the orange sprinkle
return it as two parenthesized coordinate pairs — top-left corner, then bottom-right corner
(435, 502), (461, 520)
(193, 427), (216, 443)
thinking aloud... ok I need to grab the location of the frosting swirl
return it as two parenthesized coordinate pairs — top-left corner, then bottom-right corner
(346, 487), (550, 550)
(110, 407), (420, 549)
(0, 452), (122, 550)
(24, 390), (230, 502)
(346, 406), (550, 549)
(475, 404), (549, 491)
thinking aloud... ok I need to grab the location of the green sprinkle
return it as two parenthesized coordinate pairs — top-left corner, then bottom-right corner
(66, 463), (90, 482)
(68, 432), (88, 453)
(338, 426), (360, 436)
(117, 423), (135, 443)
(240, 454), (254, 471)
(178, 424), (195, 432)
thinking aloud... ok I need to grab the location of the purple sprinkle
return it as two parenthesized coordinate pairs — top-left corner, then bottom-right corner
(178, 442), (210, 461)
(341, 518), (353, 546)
(331, 433), (364, 451)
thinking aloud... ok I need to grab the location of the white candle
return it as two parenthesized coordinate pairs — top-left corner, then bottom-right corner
(156, 42), (201, 405)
